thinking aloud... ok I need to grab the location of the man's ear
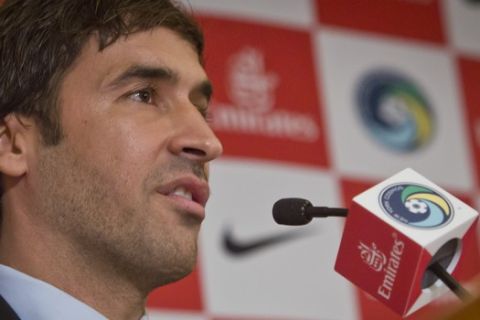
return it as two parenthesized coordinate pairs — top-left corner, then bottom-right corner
(0, 114), (33, 177)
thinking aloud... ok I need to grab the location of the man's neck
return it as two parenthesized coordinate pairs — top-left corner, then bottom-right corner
(0, 209), (148, 320)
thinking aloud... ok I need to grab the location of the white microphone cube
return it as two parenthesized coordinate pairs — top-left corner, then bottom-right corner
(334, 168), (478, 317)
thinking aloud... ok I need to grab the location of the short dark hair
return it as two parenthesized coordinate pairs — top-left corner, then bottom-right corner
(0, 0), (204, 144)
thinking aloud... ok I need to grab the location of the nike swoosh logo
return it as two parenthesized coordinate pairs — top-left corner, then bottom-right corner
(222, 227), (317, 256)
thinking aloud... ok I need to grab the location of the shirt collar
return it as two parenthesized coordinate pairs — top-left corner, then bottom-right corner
(0, 264), (148, 320)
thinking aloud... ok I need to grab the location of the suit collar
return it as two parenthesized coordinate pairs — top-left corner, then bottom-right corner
(0, 295), (20, 320)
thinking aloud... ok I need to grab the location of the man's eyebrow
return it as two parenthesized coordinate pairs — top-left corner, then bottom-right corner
(106, 65), (179, 89)
(105, 64), (213, 103)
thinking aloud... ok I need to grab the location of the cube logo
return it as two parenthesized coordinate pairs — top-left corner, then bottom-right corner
(359, 242), (387, 272)
(374, 233), (405, 302)
(379, 184), (453, 228)
(199, 16), (329, 167)
(356, 70), (435, 152)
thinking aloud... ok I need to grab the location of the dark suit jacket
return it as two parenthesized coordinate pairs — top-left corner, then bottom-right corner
(0, 295), (20, 320)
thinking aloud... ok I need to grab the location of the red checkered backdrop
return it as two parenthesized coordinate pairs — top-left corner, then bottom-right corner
(148, 1), (480, 319)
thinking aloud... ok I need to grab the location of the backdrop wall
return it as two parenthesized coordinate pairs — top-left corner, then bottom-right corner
(147, 1), (480, 319)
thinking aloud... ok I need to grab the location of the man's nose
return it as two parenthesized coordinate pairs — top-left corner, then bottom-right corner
(168, 105), (223, 163)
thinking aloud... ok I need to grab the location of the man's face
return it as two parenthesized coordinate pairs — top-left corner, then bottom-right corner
(28, 27), (222, 289)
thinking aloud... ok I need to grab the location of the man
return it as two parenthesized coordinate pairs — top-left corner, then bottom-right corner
(0, 0), (223, 319)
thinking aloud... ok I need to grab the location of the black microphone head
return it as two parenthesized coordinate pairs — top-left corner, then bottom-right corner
(273, 198), (313, 226)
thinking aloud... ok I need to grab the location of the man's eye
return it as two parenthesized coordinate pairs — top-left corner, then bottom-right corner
(129, 89), (154, 104)
(198, 107), (212, 122)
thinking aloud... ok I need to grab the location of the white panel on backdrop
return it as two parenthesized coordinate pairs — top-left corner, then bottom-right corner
(316, 28), (474, 192)
(184, 0), (314, 28)
(148, 310), (207, 320)
(201, 159), (359, 320)
(444, 0), (480, 56)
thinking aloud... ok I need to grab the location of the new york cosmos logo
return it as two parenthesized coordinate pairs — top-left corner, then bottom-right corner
(356, 70), (435, 152)
(380, 184), (453, 228)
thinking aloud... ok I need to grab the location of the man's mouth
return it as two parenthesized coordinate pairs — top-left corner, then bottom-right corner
(169, 186), (193, 201)
(157, 176), (210, 219)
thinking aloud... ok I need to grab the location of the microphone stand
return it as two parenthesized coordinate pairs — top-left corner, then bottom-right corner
(428, 262), (473, 302)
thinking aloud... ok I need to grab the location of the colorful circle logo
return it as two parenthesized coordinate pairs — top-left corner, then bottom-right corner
(356, 70), (435, 152)
(379, 184), (453, 228)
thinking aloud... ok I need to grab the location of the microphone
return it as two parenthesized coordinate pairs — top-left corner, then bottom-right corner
(272, 168), (478, 317)
(272, 198), (473, 302)
(272, 198), (348, 225)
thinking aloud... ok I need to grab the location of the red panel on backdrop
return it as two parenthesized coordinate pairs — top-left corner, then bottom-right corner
(458, 56), (480, 188)
(340, 178), (480, 320)
(198, 15), (330, 168)
(146, 266), (203, 311)
(316, 0), (445, 44)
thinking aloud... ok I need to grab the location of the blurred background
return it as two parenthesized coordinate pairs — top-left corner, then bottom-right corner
(146, 0), (480, 319)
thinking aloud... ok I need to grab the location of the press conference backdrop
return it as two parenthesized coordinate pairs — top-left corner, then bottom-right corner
(146, 1), (480, 319)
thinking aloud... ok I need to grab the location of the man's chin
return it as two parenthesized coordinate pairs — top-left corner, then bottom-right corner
(143, 251), (199, 287)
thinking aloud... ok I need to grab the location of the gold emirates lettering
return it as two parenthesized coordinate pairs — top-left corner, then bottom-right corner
(377, 234), (405, 300)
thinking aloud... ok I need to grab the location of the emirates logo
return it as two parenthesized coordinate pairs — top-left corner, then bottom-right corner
(227, 47), (278, 114)
(358, 242), (387, 272)
(358, 234), (405, 301)
(211, 46), (320, 142)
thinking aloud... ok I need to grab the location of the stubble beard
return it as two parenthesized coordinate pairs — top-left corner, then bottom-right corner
(34, 139), (202, 295)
